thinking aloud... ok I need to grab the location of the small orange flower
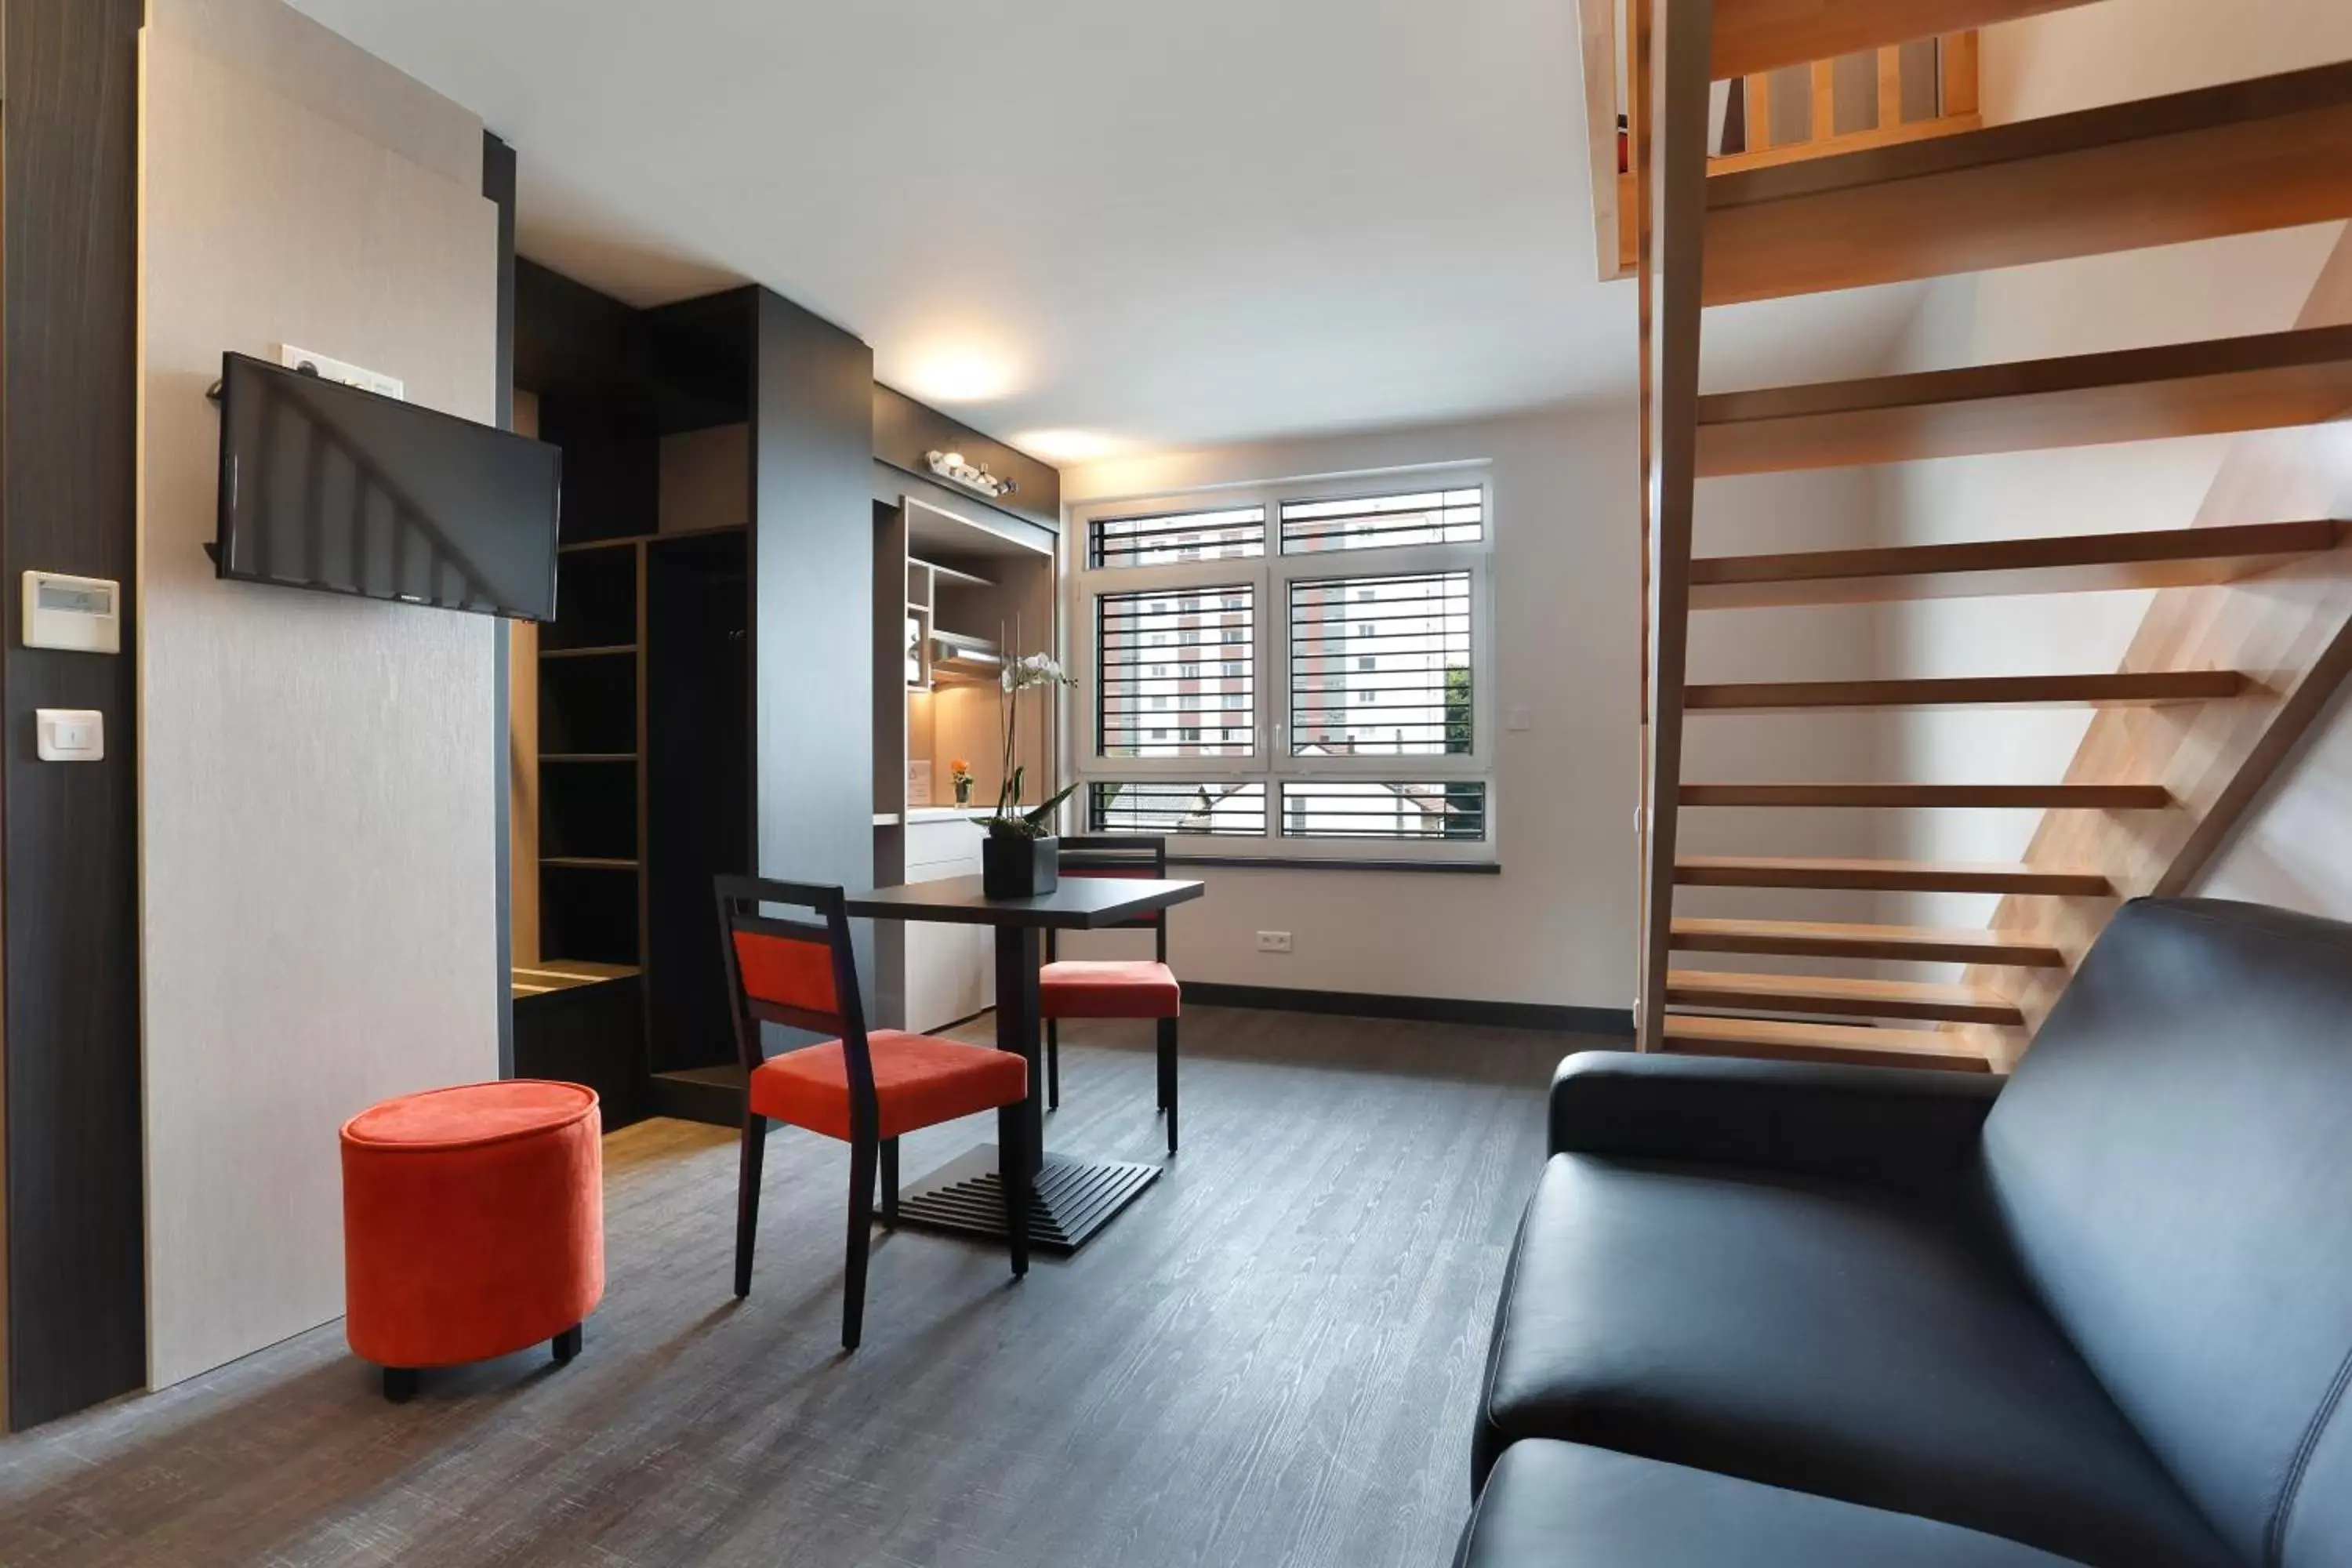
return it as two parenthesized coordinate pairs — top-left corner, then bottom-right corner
(948, 757), (973, 779)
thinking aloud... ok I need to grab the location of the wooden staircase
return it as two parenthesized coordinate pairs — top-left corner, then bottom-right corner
(1605, 0), (2352, 1073)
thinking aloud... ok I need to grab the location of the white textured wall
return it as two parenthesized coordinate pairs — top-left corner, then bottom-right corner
(1054, 405), (1883, 1013)
(139, 0), (500, 1386)
(1060, 408), (1640, 1011)
(1871, 0), (2352, 938)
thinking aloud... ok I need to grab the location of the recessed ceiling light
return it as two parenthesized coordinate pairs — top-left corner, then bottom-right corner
(900, 347), (1019, 404)
(1011, 429), (1123, 463)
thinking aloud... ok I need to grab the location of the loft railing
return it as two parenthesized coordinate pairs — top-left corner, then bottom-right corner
(1581, 2), (1983, 279)
(1713, 33), (1979, 172)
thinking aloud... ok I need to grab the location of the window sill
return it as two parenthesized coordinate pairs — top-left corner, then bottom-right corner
(1165, 853), (1500, 875)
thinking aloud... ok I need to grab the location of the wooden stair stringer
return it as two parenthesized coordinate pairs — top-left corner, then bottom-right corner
(1965, 223), (2352, 1069)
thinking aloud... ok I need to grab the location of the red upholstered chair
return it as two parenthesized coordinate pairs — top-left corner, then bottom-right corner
(1041, 835), (1181, 1153)
(339, 1080), (604, 1403)
(717, 875), (1029, 1349)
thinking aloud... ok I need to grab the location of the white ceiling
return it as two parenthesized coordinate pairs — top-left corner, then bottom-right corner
(289, 0), (1918, 458)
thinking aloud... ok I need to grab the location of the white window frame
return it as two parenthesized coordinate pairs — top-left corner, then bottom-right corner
(1070, 463), (1495, 864)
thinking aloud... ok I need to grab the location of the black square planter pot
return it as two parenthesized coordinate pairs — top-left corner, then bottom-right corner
(982, 833), (1059, 899)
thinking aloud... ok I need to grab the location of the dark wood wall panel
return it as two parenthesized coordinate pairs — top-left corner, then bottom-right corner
(753, 293), (876, 987)
(2, 0), (148, 1428)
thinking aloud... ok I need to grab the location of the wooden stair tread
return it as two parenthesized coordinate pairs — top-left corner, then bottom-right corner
(1668, 968), (2024, 1025)
(1671, 916), (2067, 968)
(1686, 671), (2246, 711)
(1664, 1011), (1994, 1073)
(1676, 856), (2109, 895)
(1689, 521), (2348, 608)
(1680, 782), (2169, 808)
(1694, 325), (2352, 477)
(1711, 1), (2092, 81)
(1705, 62), (2352, 305)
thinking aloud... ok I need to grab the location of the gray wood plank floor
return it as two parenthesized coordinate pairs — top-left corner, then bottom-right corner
(0, 1007), (1590, 1568)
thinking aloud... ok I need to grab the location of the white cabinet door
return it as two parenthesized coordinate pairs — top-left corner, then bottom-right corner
(903, 818), (994, 1033)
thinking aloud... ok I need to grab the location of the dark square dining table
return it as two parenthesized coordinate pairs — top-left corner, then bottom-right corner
(844, 872), (1206, 1252)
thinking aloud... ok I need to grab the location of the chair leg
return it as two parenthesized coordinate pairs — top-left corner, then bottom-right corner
(551, 1323), (583, 1364)
(382, 1367), (419, 1404)
(998, 1103), (1030, 1279)
(844, 1134), (877, 1350)
(880, 1136), (900, 1225)
(734, 1115), (768, 1299)
(1047, 1019), (1061, 1112)
(1158, 1016), (1179, 1155)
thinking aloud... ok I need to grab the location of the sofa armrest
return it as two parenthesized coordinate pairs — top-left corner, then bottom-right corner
(1549, 1051), (2002, 1202)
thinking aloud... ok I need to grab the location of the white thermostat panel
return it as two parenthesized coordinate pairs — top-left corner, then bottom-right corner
(23, 571), (122, 654)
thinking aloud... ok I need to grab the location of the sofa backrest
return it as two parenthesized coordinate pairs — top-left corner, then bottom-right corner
(1982, 898), (2352, 1568)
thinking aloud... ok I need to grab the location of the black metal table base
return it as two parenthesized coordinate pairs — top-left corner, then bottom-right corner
(893, 1144), (1160, 1254)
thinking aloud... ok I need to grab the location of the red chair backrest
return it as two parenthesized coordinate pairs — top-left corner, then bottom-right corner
(731, 926), (843, 1034)
(1054, 837), (1171, 951)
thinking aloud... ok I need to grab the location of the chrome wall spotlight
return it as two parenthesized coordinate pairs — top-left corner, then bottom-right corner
(926, 449), (1018, 499)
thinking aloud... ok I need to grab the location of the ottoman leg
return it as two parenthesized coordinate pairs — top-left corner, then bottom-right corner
(552, 1323), (583, 1365)
(383, 1367), (419, 1404)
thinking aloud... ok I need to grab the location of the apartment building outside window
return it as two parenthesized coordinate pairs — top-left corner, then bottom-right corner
(1075, 472), (1492, 861)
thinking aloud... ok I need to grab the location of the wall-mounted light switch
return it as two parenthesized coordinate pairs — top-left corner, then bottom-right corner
(36, 709), (103, 761)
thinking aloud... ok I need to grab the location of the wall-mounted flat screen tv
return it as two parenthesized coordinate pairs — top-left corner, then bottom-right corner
(213, 351), (561, 622)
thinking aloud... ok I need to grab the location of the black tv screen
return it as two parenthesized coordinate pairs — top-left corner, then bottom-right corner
(214, 351), (561, 621)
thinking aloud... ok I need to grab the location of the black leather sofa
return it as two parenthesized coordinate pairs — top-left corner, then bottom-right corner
(1457, 898), (2352, 1567)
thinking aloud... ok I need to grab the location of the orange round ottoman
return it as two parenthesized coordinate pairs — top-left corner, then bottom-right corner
(340, 1080), (604, 1403)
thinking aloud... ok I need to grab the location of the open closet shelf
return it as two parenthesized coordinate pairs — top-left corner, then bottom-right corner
(911, 554), (996, 590)
(557, 521), (748, 554)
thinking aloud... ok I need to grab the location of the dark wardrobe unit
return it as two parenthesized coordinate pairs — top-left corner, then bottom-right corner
(511, 263), (872, 1127)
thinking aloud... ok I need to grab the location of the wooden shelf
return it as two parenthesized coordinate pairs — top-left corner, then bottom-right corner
(1667, 968), (2024, 1025)
(1694, 325), (2352, 477)
(1671, 916), (2067, 967)
(1679, 782), (2170, 808)
(909, 555), (996, 590)
(1686, 670), (2246, 711)
(1689, 521), (2348, 608)
(1676, 855), (2109, 895)
(1704, 62), (2352, 304)
(1711, 0), (2092, 81)
(539, 752), (638, 764)
(1664, 1011), (1994, 1072)
(511, 960), (641, 999)
(540, 856), (641, 872)
(559, 523), (746, 554)
(540, 644), (637, 660)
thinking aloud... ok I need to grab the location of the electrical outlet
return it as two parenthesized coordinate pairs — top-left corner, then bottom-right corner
(278, 343), (405, 401)
(1256, 931), (1293, 953)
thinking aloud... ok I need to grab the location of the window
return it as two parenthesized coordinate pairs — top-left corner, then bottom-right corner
(1281, 781), (1488, 840)
(1091, 505), (1267, 568)
(1096, 585), (1256, 758)
(1077, 470), (1490, 860)
(1290, 571), (1472, 756)
(1280, 488), (1483, 554)
(1091, 781), (1269, 836)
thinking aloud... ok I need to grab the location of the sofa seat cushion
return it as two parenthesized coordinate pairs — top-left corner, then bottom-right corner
(1458, 1440), (2086, 1568)
(1476, 1155), (2232, 1568)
